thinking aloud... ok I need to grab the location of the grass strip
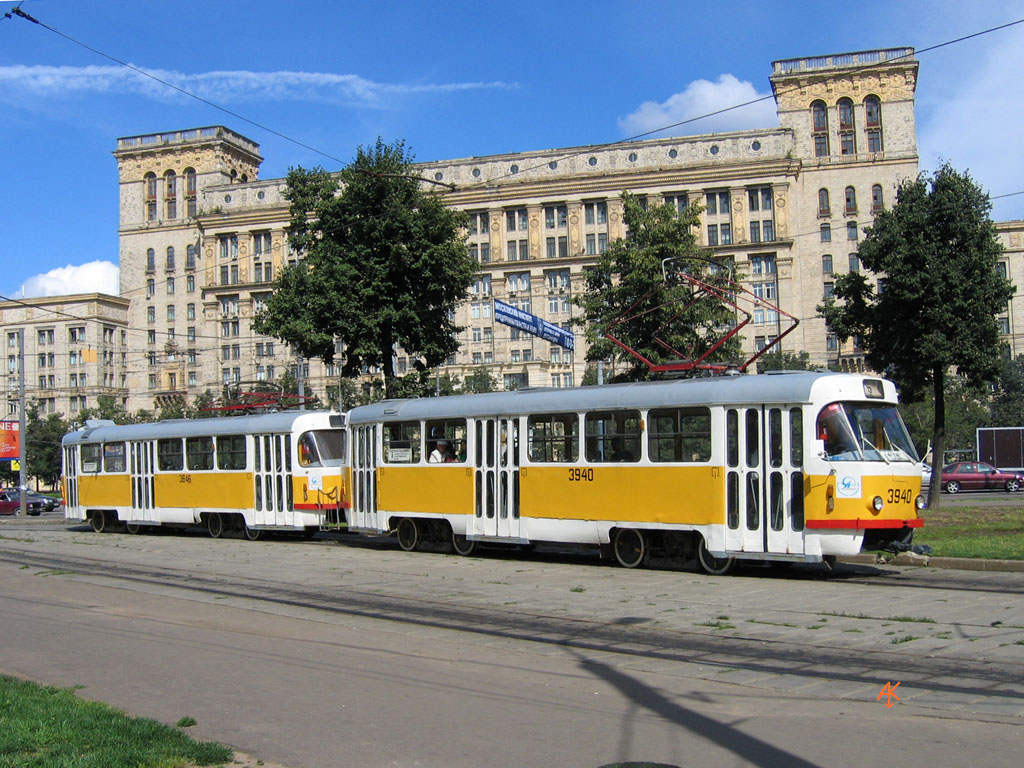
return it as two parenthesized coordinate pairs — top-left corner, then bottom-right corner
(911, 506), (1024, 560)
(0, 675), (233, 768)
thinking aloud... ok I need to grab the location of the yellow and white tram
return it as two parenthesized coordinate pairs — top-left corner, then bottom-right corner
(346, 371), (924, 573)
(62, 411), (348, 538)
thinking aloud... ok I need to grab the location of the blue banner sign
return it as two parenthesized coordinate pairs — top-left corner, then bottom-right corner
(494, 300), (575, 351)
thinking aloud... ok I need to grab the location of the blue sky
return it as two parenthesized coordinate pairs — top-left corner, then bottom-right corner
(2, 0), (1023, 299)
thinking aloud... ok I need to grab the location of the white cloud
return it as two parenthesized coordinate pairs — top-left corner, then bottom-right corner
(0, 65), (517, 108)
(918, 34), (1024, 221)
(618, 74), (778, 138)
(18, 261), (119, 298)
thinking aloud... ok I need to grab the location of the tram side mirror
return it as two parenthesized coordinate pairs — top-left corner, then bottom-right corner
(814, 438), (830, 460)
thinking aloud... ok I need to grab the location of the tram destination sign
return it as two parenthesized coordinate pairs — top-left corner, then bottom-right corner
(494, 300), (575, 350)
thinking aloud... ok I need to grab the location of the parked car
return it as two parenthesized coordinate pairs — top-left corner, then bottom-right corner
(25, 491), (59, 512)
(941, 461), (1024, 494)
(0, 489), (47, 515)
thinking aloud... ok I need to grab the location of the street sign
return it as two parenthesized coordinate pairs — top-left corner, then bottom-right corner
(494, 300), (575, 351)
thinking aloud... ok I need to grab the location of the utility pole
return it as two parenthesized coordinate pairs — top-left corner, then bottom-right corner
(18, 329), (26, 517)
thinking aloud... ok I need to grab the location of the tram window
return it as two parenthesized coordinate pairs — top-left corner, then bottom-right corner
(426, 419), (467, 462)
(186, 436), (214, 471)
(791, 472), (804, 530)
(284, 436), (291, 472)
(307, 430), (346, 467)
(157, 438), (184, 471)
(727, 410), (739, 467)
(769, 409), (783, 468)
(790, 408), (803, 467)
(528, 413), (579, 463)
(746, 472), (760, 530)
(649, 407), (711, 462)
(770, 472), (784, 530)
(746, 410), (760, 467)
(727, 472), (739, 529)
(217, 435), (247, 470)
(254, 437), (261, 472)
(384, 421), (421, 463)
(81, 444), (101, 473)
(585, 411), (641, 462)
(103, 442), (126, 473)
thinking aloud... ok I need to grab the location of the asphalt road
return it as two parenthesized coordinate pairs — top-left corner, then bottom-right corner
(0, 520), (1021, 768)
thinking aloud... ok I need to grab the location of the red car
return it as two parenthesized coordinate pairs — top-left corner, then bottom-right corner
(941, 461), (1024, 494)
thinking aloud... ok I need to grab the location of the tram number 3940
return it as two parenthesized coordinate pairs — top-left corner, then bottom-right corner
(886, 487), (913, 504)
(568, 468), (594, 482)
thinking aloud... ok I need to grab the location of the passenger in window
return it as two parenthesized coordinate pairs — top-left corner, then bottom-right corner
(429, 439), (456, 463)
(610, 436), (635, 462)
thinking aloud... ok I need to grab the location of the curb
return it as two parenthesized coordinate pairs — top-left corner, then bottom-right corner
(839, 552), (1024, 573)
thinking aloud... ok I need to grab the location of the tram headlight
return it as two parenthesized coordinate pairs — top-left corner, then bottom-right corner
(872, 495), (884, 512)
(915, 495), (926, 510)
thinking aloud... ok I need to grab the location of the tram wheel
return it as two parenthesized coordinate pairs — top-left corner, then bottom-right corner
(207, 514), (225, 539)
(89, 511), (108, 534)
(613, 528), (647, 569)
(451, 530), (476, 556)
(397, 518), (419, 552)
(125, 521), (141, 535)
(242, 522), (262, 541)
(697, 540), (736, 576)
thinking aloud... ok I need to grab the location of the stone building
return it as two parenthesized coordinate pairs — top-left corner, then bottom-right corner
(2, 293), (130, 419)
(102, 48), (927, 411)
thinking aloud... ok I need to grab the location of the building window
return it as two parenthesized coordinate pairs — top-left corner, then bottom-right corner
(507, 238), (529, 261)
(664, 193), (688, 214)
(871, 184), (884, 213)
(847, 222), (859, 241)
(506, 208), (528, 232)
(998, 316), (1010, 335)
(253, 231), (272, 259)
(864, 95), (883, 153)
(748, 187), (772, 213)
(186, 244), (197, 269)
(820, 224), (832, 242)
(826, 334), (838, 352)
(818, 189), (830, 216)
(545, 204), (568, 229)
(144, 172), (158, 221)
(186, 274), (195, 293)
(750, 255), (776, 276)
(811, 100), (829, 157)
(838, 98), (856, 155)
(824, 281), (834, 299)
(507, 272), (530, 293)
(218, 234), (238, 261)
(707, 225), (719, 247)
(849, 254), (860, 272)
(184, 167), (197, 217)
(146, 248), (156, 272)
(167, 305), (175, 322)
(166, 277), (175, 294)
(584, 201), (608, 225)
(845, 186), (857, 214)
(822, 254), (833, 274)
(468, 210), (490, 236)
(164, 170), (177, 219)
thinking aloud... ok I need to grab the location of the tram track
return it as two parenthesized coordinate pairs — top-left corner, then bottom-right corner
(1, 542), (1022, 716)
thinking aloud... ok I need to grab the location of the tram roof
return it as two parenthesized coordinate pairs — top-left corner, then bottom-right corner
(347, 371), (891, 424)
(62, 410), (343, 446)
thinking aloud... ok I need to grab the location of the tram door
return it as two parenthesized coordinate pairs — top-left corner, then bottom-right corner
(473, 417), (520, 539)
(351, 425), (382, 532)
(129, 440), (155, 523)
(254, 434), (292, 527)
(725, 406), (805, 556)
(63, 445), (79, 519)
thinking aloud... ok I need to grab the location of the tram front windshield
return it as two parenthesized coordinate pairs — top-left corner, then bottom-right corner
(816, 402), (918, 462)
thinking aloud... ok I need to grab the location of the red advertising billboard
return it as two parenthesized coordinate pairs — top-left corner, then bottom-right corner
(0, 420), (20, 460)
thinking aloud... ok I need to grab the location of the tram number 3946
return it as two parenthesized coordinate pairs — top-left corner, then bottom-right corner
(568, 468), (595, 482)
(886, 487), (913, 504)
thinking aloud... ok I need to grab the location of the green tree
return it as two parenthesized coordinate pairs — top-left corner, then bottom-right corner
(989, 354), (1024, 427)
(254, 139), (477, 398)
(574, 193), (740, 381)
(898, 377), (990, 459)
(460, 367), (497, 394)
(755, 350), (812, 374)
(819, 164), (1013, 504)
(25, 403), (69, 489)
